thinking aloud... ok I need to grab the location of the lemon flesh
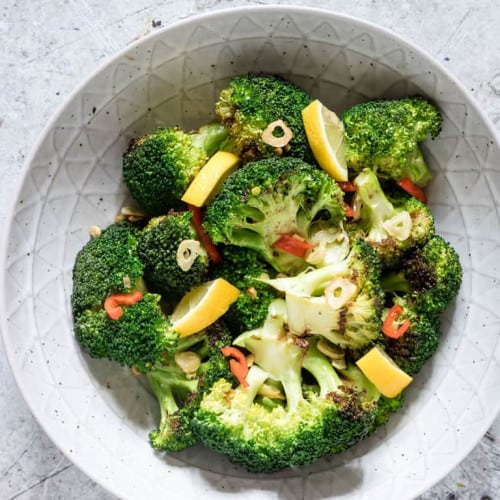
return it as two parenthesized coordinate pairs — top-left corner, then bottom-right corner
(171, 278), (240, 337)
(302, 99), (348, 181)
(356, 346), (413, 398)
(181, 151), (240, 207)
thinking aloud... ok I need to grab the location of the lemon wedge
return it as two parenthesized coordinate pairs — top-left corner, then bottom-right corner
(181, 151), (240, 207)
(171, 278), (240, 337)
(302, 99), (348, 181)
(355, 346), (413, 398)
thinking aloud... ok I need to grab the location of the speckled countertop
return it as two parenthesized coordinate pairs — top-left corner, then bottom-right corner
(1, 1), (499, 499)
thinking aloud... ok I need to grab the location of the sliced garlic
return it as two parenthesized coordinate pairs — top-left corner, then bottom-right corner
(317, 338), (347, 370)
(89, 225), (102, 238)
(120, 204), (148, 218)
(305, 238), (327, 265)
(324, 277), (357, 310)
(176, 239), (202, 271)
(351, 192), (363, 221)
(175, 351), (201, 376)
(261, 119), (293, 148)
(382, 210), (412, 241)
(305, 226), (350, 265)
(257, 382), (286, 400)
(130, 366), (142, 376)
(246, 286), (258, 300)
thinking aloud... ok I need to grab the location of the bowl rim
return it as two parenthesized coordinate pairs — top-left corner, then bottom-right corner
(1, 4), (499, 499)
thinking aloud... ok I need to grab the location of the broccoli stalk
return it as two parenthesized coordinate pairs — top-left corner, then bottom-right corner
(147, 322), (233, 452)
(193, 305), (382, 473)
(147, 362), (199, 451)
(262, 241), (384, 350)
(123, 122), (228, 215)
(302, 336), (343, 396)
(342, 96), (441, 186)
(204, 157), (346, 274)
(351, 168), (434, 267)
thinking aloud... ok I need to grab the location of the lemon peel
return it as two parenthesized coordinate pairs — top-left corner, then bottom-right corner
(302, 99), (348, 181)
(171, 278), (240, 337)
(356, 346), (413, 398)
(181, 151), (240, 207)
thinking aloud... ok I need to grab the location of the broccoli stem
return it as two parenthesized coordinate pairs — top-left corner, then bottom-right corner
(244, 336), (304, 412)
(380, 271), (411, 293)
(146, 364), (198, 420)
(190, 122), (229, 156)
(354, 169), (394, 241)
(266, 260), (350, 297)
(405, 148), (433, 187)
(240, 365), (270, 411)
(302, 337), (342, 397)
(176, 331), (208, 355)
(339, 364), (380, 402)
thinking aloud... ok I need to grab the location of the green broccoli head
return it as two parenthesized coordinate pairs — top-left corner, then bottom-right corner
(381, 234), (463, 317)
(349, 168), (434, 267)
(263, 241), (384, 351)
(380, 296), (441, 376)
(342, 96), (441, 186)
(123, 123), (228, 215)
(193, 310), (379, 473)
(147, 321), (233, 452)
(71, 221), (144, 318)
(209, 246), (278, 334)
(74, 292), (178, 372)
(373, 392), (405, 427)
(204, 157), (346, 274)
(138, 211), (209, 304)
(215, 74), (314, 162)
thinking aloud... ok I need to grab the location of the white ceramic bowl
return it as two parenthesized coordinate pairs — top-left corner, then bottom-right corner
(2, 6), (499, 499)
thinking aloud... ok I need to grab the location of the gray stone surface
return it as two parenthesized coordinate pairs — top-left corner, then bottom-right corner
(0, 1), (498, 498)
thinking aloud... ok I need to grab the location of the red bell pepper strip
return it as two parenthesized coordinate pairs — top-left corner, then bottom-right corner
(397, 178), (427, 204)
(221, 346), (249, 388)
(273, 233), (315, 259)
(344, 201), (355, 218)
(188, 204), (222, 264)
(382, 304), (411, 339)
(338, 181), (356, 193)
(104, 290), (143, 320)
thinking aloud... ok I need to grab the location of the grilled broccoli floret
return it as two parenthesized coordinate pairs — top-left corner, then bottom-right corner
(349, 168), (434, 267)
(380, 296), (441, 376)
(373, 392), (406, 427)
(123, 123), (228, 215)
(263, 240), (384, 350)
(209, 246), (278, 334)
(71, 221), (144, 318)
(138, 211), (209, 305)
(215, 74), (313, 162)
(342, 97), (441, 186)
(147, 321), (233, 452)
(204, 157), (345, 274)
(381, 234), (463, 317)
(337, 361), (404, 428)
(74, 292), (178, 372)
(193, 304), (381, 473)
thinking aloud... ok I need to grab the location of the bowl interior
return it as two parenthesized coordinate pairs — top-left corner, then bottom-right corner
(3, 6), (500, 500)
